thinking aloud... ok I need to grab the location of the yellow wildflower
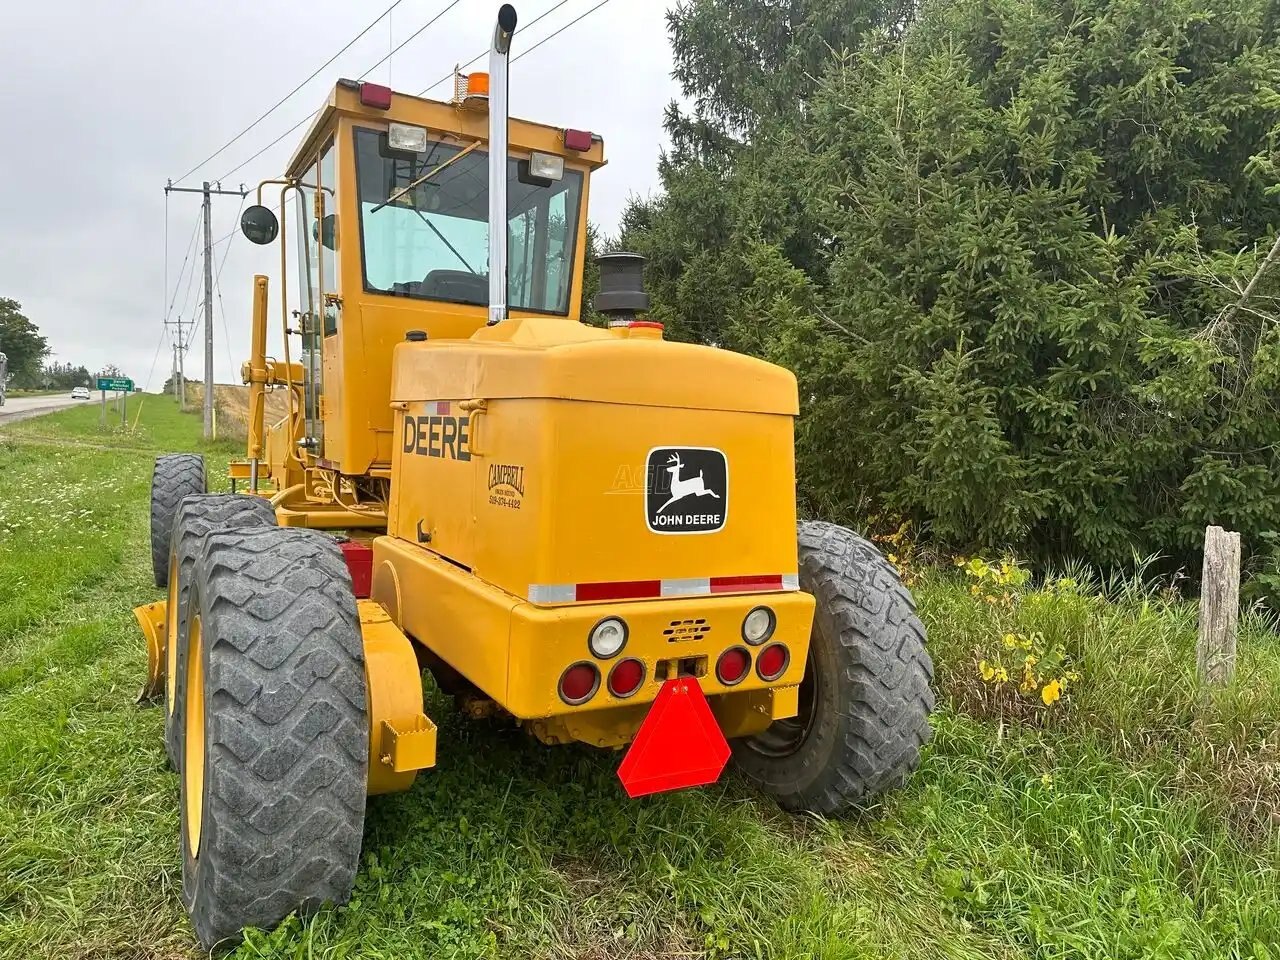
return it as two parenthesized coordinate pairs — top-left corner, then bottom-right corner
(1002, 633), (1018, 649)
(1041, 679), (1062, 706)
(994, 666), (1009, 683)
(1024, 654), (1038, 667)
(979, 660), (995, 682)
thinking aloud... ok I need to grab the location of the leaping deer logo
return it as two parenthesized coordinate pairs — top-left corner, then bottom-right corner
(657, 452), (722, 514)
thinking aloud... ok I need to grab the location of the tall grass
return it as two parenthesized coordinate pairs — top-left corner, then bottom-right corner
(0, 398), (1278, 958)
(919, 562), (1280, 837)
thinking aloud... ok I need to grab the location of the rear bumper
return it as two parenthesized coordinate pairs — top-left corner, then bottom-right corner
(507, 589), (814, 718)
(373, 535), (815, 728)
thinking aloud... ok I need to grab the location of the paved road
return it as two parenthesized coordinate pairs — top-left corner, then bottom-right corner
(0, 393), (98, 424)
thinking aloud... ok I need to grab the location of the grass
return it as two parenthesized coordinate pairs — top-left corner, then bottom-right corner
(0, 396), (1277, 959)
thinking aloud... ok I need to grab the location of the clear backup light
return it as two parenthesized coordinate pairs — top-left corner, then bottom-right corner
(528, 151), (564, 181)
(589, 617), (628, 658)
(742, 606), (776, 645)
(388, 123), (428, 153)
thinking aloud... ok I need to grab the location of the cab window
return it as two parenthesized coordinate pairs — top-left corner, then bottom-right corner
(353, 128), (583, 315)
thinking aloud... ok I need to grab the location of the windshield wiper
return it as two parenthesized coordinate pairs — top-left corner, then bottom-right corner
(370, 140), (482, 214)
(409, 206), (478, 274)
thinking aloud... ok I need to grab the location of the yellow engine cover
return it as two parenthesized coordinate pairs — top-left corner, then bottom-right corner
(387, 317), (801, 601)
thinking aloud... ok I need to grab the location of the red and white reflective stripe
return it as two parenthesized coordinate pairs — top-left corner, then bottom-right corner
(432, 401), (451, 415)
(527, 573), (799, 605)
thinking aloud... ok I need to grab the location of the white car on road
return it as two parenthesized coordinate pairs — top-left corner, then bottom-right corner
(71, 386), (91, 400)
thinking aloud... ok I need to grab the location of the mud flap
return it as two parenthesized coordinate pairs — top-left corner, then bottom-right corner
(133, 600), (167, 704)
(617, 677), (730, 798)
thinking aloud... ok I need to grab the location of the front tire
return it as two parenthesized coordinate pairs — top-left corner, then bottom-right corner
(180, 526), (368, 950)
(151, 454), (206, 587)
(163, 494), (277, 770)
(733, 521), (934, 814)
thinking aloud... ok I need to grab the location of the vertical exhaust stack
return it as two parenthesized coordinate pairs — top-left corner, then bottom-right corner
(488, 4), (518, 326)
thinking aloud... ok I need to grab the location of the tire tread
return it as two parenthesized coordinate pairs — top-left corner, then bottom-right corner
(735, 521), (934, 815)
(182, 526), (367, 950)
(150, 454), (206, 587)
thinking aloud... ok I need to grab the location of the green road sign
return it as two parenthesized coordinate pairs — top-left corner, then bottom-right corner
(96, 377), (134, 392)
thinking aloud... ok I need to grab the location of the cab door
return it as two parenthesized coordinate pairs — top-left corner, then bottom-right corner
(317, 138), (343, 465)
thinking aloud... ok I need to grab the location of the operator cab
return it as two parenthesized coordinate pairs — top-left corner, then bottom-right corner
(240, 77), (605, 478)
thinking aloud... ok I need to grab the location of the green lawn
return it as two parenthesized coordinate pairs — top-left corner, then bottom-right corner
(0, 396), (1276, 959)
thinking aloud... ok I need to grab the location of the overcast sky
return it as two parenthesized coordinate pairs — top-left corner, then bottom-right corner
(0, 0), (675, 389)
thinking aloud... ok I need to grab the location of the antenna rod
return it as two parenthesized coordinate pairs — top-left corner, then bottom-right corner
(487, 3), (517, 325)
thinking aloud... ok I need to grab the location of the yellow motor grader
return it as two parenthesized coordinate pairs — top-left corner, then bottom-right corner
(133, 5), (933, 948)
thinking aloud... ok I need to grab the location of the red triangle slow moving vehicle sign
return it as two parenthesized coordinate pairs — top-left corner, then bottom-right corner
(617, 677), (731, 798)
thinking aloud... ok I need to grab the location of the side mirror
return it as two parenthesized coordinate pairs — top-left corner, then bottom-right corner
(313, 214), (337, 251)
(241, 205), (279, 245)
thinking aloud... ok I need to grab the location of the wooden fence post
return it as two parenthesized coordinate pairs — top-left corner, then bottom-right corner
(1197, 525), (1241, 686)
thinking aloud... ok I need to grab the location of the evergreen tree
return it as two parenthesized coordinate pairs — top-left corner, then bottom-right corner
(626, 0), (1280, 576)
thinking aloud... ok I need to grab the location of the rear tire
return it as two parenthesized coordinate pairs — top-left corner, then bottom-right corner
(732, 521), (934, 815)
(180, 526), (368, 950)
(163, 494), (277, 770)
(151, 454), (206, 587)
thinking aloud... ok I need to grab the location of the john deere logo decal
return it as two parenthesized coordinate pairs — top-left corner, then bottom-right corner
(646, 447), (727, 534)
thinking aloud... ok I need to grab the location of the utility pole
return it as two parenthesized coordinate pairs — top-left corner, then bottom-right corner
(201, 183), (214, 438)
(165, 179), (246, 438)
(164, 316), (190, 410)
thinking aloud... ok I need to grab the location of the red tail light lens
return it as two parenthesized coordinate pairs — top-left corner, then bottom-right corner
(716, 647), (751, 686)
(559, 662), (599, 705)
(756, 643), (790, 681)
(608, 658), (646, 698)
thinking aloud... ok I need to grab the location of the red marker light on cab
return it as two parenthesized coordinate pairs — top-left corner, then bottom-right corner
(359, 83), (393, 109)
(563, 128), (593, 152)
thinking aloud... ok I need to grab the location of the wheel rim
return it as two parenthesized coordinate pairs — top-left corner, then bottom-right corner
(741, 626), (821, 758)
(165, 554), (179, 713)
(184, 613), (205, 859)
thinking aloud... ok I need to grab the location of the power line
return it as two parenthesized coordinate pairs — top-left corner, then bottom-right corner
(199, 0), (613, 251)
(171, 0), (411, 186)
(511, 0), (616, 66)
(215, 0), (466, 184)
(416, 0), (573, 96)
(163, 190), (169, 323)
(165, 213), (203, 323)
(142, 324), (169, 394)
(178, 244), (204, 335)
(213, 195), (247, 377)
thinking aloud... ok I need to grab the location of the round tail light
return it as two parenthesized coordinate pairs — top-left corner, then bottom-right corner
(559, 662), (599, 705)
(607, 658), (646, 698)
(756, 643), (790, 681)
(716, 647), (751, 686)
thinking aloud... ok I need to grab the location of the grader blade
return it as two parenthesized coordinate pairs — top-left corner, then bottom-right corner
(133, 600), (167, 704)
